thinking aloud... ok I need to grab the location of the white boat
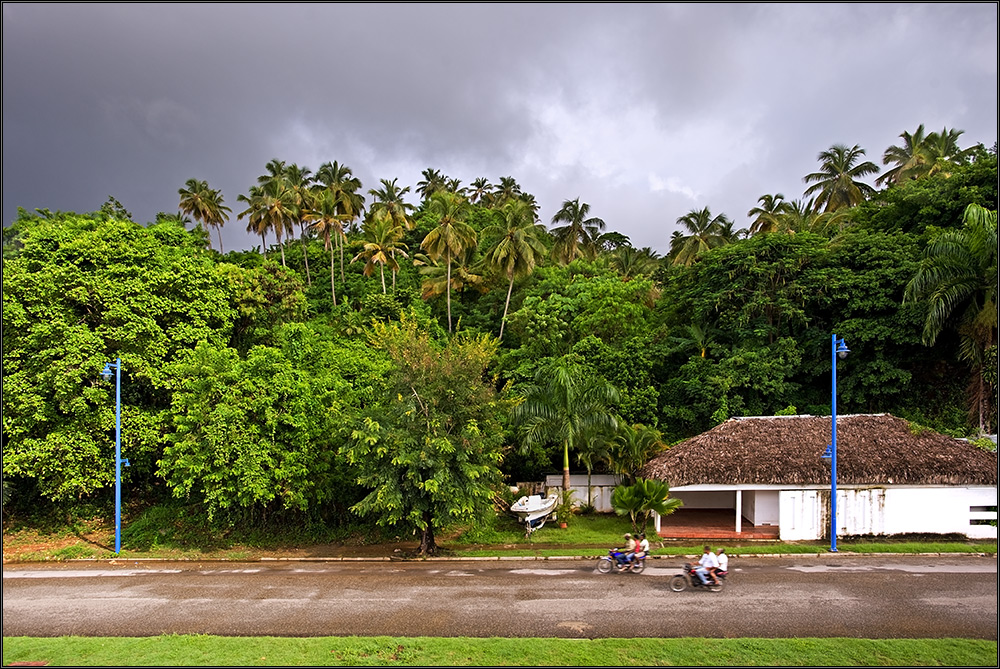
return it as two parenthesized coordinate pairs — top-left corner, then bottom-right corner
(510, 494), (559, 533)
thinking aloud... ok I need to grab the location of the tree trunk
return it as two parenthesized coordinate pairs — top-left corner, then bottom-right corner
(299, 224), (311, 285)
(330, 246), (337, 307)
(562, 442), (571, 501)
(418, 510), (437, 556)
(446, 256), (453, 332)
(499, 273), (514, 341)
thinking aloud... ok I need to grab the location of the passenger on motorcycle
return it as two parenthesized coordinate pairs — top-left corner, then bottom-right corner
(695, 545), (720, 585)
(635, 532), (650, 559)
(714, 547), (729, 577)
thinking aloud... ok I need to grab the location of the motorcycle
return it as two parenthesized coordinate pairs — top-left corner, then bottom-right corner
(668, 562), (725, 592)
(596, 548), (646, 574)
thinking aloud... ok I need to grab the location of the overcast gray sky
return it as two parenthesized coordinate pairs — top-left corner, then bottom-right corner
(3, 3), (997, 254)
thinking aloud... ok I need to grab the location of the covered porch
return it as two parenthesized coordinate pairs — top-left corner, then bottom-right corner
(655, 508), (780, 540)
(653, 486), (782, 540)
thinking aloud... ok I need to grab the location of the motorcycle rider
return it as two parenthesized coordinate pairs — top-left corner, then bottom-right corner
(695, 545), (720, 585)
(619, 533), (637, 570)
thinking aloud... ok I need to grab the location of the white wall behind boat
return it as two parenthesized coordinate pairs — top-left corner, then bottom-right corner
(543, 474), (622, 513)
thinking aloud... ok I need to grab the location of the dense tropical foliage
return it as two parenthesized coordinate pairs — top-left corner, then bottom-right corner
(3, 130), (996, 553)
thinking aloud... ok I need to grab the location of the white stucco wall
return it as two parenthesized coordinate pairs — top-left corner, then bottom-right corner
(779, 485), (997, 540)
(745, 490), (780, 526)
(882, 487), (997, 539)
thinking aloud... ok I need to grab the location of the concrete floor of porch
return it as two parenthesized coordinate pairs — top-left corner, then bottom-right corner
(656, 508), (780, 540)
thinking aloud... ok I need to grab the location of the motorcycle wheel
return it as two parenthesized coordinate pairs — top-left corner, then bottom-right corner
(630, 559), (646, 574)
(668, 575), (688, 592)
(708, 579), (725, 593)
(597, 558), (613, 574)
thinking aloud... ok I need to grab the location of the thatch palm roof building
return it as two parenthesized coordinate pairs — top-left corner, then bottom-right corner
(638, 414), (997, 541)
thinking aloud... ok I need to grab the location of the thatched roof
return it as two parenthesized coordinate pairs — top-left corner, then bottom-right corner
(638, 414), (997, 487)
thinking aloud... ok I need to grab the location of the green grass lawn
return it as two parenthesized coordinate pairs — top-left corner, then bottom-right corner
(2, 635), (996, 666)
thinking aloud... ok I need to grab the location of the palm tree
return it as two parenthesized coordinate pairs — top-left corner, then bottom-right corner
(416, 168), (447, 200)
(877, 125), (931, 187)
(512, 356), (620, 498)
(610, 423), (666, 485)
(178, 178), (231, 252)
(576, 427), (613, 510)
(924, 127), (973, 177)
(904, 203), (997, 432)
(368, 178), (415, 230)
(611, 246), (659, 281)
(747, 193), (792, 235)
(282, 163), (314, 284)
(803, 144), (879, 212)
(469, 177), (493, 206)
(315, 161), (364, 282)
(304, 188), (348, 306)
(239, 175), (296, 267)
(237, 186), (268, 254)
(482, 199), (548, 340)
(550, 198), (606, 264)
(421, 191), (476, 332)
(670, 207), (730, 266)
(611, 478), (683, 534)
(493, 176), (522, 208)
(352, 211), (408, 294)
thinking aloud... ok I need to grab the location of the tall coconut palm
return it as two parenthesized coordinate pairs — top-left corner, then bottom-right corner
(747, 193), (792, 235)
(352, 210), (409, 294)
(482, 198), (548, 340)
(416, 168), (447, 201)
(512, 355), (620, 498)
(904, 203), (997, 432)
(803, 144), (879, 212)
(493, 176), (522, 208)
(611, 245), (660, 281)
(469, 177), (493, 206)
(178, 178), (231, 253)
(283, 163), (314, 285)
(304, 188), (348, 306)
(369, 177), (415, 290)
(239, 176), (296, 267)
(877, 125), (931, 187)
(550, 198), (606, 264)
(237, 185), (269, 253)
(315, 161), (364, 282)
(670, 207), (730, 266)
(421, 191), (476, 332)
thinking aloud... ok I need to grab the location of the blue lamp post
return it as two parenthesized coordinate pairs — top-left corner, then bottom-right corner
(101, 358), (125, 554)
(822, 336), (849, 552)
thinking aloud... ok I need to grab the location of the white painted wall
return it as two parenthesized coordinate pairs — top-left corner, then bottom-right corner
(882, 487), (997, 539)
(779, 486), (997, 540)
(673, 490), (735, 509)
(779, 490), (822, 540)
(746, 490), (780, 526)
(543, 474), (621, 513)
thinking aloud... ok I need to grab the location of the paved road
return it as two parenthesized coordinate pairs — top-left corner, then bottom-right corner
(3, 555), (996, 639)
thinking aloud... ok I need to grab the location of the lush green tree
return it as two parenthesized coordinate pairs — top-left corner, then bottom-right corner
(416, 168), (447, 201)
(343, 317), (506, 555)
(2, 212), (236, 502)
(178, 178), (231, 253)
(304, 188), (348, 306)
(611, 478), (683, 534)
(803, 144), (879, 212)
(550, 198), (606, 264)
(512, 355), (620, 499)
(421, 191), (477, 332)
(482, 199), (548, 340)
(904, 203), (997, 432)
(283, 162), (315, 285)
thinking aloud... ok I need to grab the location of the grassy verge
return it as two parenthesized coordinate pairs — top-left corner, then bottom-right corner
(3, 508), (996, 562)
(3, 635), (996, 666)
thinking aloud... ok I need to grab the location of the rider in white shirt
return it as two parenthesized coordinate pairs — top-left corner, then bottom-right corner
(695, 545), (719, 585)
(715, 547), (729, 575)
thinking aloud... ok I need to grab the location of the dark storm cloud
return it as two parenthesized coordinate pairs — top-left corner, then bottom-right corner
(3, 3), (997, 255)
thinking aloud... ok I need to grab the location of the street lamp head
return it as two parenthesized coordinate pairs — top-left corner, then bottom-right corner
(835, 338), (850, 360)
(101, 364), (113, 379)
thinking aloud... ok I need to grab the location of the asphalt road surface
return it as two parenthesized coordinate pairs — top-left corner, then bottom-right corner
(3, 555), (996, 639)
